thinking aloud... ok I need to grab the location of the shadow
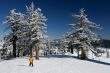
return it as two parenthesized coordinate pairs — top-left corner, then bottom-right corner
(40, 54), (79, 59)
(17, 65), (26, 67)
(40, 55), (110, 66)
(86, 58), (110, 66)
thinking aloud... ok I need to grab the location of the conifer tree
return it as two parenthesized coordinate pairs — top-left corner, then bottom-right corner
(68, 8), (101, 59)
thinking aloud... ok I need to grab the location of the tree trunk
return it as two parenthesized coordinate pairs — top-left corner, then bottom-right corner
(13, 35), (17, 58)
(17, 49), (20, 57)
(77, 48), (80, 58)
(13, 42), (16, 57)
(70, 48), (73, 54)
(106, 49), (109, 58)
(80, 48), (86, 60)
(30, 48), (32, 56)
(35, 47), (39, 60)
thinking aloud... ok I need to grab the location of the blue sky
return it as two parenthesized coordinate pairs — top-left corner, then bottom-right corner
(0, 0), (110, 40)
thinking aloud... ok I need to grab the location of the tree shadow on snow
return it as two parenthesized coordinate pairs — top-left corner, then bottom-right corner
(86, 58), (110, 66)
(40, 55), (79, 59)
(41, 55), (110, 66)
(17, 65), (26, 67)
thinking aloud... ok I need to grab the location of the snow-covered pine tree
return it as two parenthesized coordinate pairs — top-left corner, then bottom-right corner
(26, 3), (47, 59)
(3, 33), (13, 58)
(68, 8), (101, 60)
(4, 3), (48, 58)
(5, 9), (25, 57)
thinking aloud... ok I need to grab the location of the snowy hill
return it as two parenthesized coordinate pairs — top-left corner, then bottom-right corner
(0, 56), (110, 73)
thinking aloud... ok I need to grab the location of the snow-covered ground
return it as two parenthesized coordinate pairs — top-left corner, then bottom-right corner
(0, 55), (110, 73)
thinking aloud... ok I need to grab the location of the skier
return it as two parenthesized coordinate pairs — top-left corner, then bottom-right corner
(29, 56), (33, 67)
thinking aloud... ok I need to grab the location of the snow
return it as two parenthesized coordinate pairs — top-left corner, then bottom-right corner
(0, 56), (110, 73)
(0, 40), (4, 49)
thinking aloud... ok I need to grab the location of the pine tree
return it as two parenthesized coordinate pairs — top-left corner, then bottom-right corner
(68, 8), (101, 60)
(26, 3), (47, 59)
(4, 3), (48, 59)
(5, 9), (25, 58)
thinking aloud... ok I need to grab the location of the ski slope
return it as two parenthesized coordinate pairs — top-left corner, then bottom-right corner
(0, 56), (110, 73)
